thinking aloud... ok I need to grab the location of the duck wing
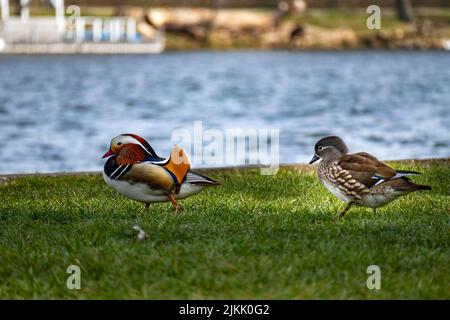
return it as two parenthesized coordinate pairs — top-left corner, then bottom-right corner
(338, 152), (397, 188)
(119, 161), (176, 192)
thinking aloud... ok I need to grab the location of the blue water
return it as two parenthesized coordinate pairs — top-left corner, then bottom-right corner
(0, 51), (449, 173)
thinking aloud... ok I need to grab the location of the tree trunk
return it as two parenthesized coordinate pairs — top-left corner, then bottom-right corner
(396, 0), (415, 22)
(11, 0), (21, 15)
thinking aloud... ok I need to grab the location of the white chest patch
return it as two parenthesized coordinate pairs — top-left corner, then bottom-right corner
(321, 179), (351, 203)
(103, 172), (167, 203)
(103, 171), (207, 204)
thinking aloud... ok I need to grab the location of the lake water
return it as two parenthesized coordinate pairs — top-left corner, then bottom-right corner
(0, 51), (449, 174)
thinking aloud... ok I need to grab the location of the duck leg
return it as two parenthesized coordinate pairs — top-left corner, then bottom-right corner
(168, 193), (183, 213)
(339, 202), (353, 217)
(144, 203), (150, 210)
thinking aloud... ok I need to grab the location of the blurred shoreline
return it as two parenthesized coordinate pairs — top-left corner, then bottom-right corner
(9, 5), (450, 51)
(151, 7), (450, 51)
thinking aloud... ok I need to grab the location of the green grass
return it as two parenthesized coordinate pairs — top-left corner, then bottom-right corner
(0, 161), (449, 299)
(296, 9), (408, 36)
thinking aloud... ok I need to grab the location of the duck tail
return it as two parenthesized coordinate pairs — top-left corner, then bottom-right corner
(409, 182), (432, 191)
(394, 177), (431, 191)
(185, 171), (221, 186)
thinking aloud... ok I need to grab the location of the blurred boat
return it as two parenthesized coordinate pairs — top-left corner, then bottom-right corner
(0, 0), (165, 54)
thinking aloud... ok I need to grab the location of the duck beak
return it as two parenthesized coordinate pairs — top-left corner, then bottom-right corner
(309, 154), (320, 164)
(102, 149), (114, 159)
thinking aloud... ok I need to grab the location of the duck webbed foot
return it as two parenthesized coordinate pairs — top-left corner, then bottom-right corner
(168, 193), (183, 213)
(339, 202), (353, 217)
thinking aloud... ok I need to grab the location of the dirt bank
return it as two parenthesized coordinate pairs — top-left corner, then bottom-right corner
(125, 7), (450, 50)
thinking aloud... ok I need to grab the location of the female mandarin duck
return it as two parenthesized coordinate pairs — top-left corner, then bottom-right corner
(309, 136), (431, 216)
(102, 133), (219, 212)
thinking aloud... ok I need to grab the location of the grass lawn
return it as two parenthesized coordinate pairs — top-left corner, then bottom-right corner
(293, 8), (450, 36)
(295, 8), (409, 35)
(0, 160), (448, 299)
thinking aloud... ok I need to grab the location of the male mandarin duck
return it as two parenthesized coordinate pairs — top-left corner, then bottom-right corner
(102, 134), (219, 212)
(309, 136), (431, 216)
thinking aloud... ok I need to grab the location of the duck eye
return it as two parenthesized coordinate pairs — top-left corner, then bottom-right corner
(117, 142), (122, 146)
(318, 146), (324, 151)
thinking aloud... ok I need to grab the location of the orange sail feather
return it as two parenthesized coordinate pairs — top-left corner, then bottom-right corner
(164, 145), (190, 186)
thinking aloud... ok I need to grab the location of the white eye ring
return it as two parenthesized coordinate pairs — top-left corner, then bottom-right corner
(318, 146), (324, 151)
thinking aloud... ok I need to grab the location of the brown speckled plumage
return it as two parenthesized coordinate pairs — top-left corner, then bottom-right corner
(310, 136), (431, 216)
(318, 158), (369, 201)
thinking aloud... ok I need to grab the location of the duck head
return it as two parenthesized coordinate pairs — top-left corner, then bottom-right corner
(102, 133), (158, 165)
(309, 136), (349, 164)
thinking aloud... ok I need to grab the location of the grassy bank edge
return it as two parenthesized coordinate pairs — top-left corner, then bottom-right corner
(1, 158), (449, 180)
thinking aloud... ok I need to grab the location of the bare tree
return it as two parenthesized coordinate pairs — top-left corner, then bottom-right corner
(396, 0), (414, 22)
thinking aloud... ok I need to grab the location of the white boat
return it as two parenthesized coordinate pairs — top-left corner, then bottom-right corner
(0, 0), (165, 54)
